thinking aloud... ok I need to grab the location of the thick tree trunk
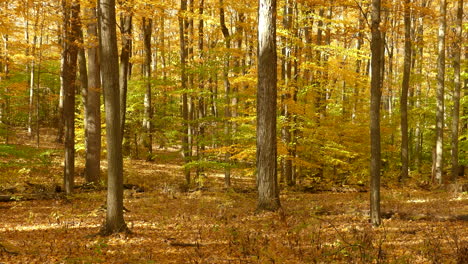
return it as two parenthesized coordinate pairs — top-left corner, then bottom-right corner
(99, 0), (127, 234)
(257, 0), (280, 211)
(62, 0), (80, 195)
(85, 6), (101, 184)
(434, 0), (446, 184)
(370, 0), (382, 227)
(400, 0), (411, 182)
(451, 0), (463, 182)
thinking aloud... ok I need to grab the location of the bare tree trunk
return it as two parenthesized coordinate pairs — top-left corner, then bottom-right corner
(400, 0), (411, 182)
(219, 0), (231, 187)
(85, 6), (101, 184)
(119, 9), (132, 143)
(142, 17), (153, 158)
(99, 0), (127, 234)
(414, 0), (428, 172)
(62, 0), (80, 195)
(451, 0), (463, 182)
(179, 0), (191, 185)
(1, 34), (10, 144)
(434, 0), (446, 184)
(370, 0), (383, 227)
(257, 0), (280, 211)
(281, 0), (293, 186)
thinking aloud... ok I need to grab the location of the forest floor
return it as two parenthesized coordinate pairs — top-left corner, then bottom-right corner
(0, 128), (467, 263)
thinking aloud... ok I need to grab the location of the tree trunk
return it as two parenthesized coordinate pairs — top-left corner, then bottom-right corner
(451, 0), (463, 182)
(62, 0), (80, 195)
(257, 0), (280, 211)
(85, 6), (101, 184)
(179, 0), (191, 185)
(370, 0), (383, 227)
(219, 0), (231, 187)
(400, 0), (411, 182)
(119, 11), (132, 143)
(434, 0), (446, 184)
(414, 0), (428, 173)
(143, 17), (153, 158)
(99, 0), (127, 234)
(281, 0), (293, 186)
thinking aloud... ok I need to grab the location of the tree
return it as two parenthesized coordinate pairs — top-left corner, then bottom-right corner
(142, 17), (153, 158)
(433, 0), (446, 184)
(400, 0), (411, 182)
(62, 0), (80, 195)
(85, 5), (101, 184)
(219, 0), (232, 187)
(451, 0), (463, 182)
(99, 0), (127, 234)
(179, 0), (191, 185)
(370, 0), (383, 226)
(119, 2), (132, 142)
(257, 0), (280, 211)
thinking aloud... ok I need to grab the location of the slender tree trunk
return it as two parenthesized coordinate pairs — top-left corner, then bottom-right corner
(281, 0), (293, 186)
(434, 0), (446, 184)
(219, 0), (231, 187)
(99, 0), (127, 234)
(370, 0), (383, 227)
(2, 35), (10, 144)
(196, 0), (205, 179)
(451, 0), (463, 182)
(119, 10), (132, 143)
(28, 34), (37, 138)
(143, 17), (153, 158)
(85, 6), (101, 184)
(400, 0), (411, 182)
(62, 0), (80, 195)
(179, 0), (191, 184)
(257, 0), (280, 211)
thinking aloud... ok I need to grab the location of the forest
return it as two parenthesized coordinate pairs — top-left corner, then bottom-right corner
(0, 0), (467, 263)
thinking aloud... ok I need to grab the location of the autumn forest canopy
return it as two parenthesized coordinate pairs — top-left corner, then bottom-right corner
(0, 0), (467, 262)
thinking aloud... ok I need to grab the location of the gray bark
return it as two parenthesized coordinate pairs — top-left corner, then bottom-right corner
(257, 0), (280, 211)
(370, 0), (383, 226)
(85, 6), (101, 184)
(119, 11), (132, 143)
(62, 0), (80, 195)
(99, 0), (127, 234)
(451, 0), (463, 181)
(434, 0), (446, 184)
(400, 0), (411, 182)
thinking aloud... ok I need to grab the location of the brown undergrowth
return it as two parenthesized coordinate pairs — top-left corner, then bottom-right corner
(0, 129), (467, 263)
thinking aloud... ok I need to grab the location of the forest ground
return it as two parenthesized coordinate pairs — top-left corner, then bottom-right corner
(0, 128), (467, 263)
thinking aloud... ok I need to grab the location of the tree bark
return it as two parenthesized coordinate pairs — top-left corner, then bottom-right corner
(219, 0), (231, 187)
(257, 0), (280, 211)
(451, 0), (463, 182)
(119, 9), (132, 144)
(62, 0), (80, 195)
(370, 0), (383, 227)
(400, 0), (411, 182)
(179, 0), (191, 184)
(281, 0), (293, 186)
(434, 0), (446, 184)
(85, 6), (101, 184)
(142, 17), (153, 158)
(99, 0), (127, 234)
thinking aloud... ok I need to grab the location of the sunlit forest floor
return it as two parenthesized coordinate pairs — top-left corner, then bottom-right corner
(0, 128), (467, 263)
